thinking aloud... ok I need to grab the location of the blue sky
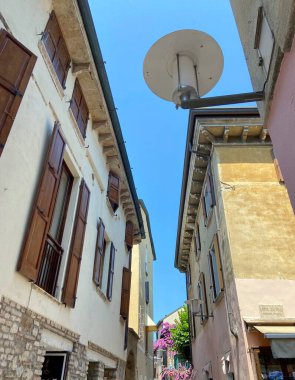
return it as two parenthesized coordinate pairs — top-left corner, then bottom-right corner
(89, 0), (253, 322)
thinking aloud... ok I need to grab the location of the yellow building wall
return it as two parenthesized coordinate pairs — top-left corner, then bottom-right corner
(216, 145), (295, 280)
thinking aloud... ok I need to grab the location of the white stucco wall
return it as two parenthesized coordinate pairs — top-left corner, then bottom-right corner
(0, 0), (134, 365)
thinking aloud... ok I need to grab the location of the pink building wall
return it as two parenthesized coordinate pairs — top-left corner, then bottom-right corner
(267, 35), (295, 212)
(191, 299), (232, 379)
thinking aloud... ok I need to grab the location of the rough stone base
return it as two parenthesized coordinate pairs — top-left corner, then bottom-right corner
(0, 296), (89, 380)
(67, 342), (88, 380)
(0, 296), (126, 380)
(0, 297), (45, 379)
(87, 361), (105, 380)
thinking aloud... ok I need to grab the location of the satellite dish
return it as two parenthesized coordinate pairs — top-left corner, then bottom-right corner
(143, 30), (224, 106)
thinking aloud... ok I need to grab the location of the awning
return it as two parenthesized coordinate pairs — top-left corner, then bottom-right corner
(146, 315), (157, 332)
(254, 325), (295, 339)
(254, 325), (295, 358)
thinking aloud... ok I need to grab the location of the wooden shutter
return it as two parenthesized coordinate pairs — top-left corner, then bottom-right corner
(42, 12), (70, 87)
(208, 172), (216, 207)
(195, 224), (201, 253)
(200, 272), (208, 323)
(125, 221), (133, 250)
(107, 172), (120, 209)
(106, 243), (116, 300)
(145, 281), (149, 304)
(19, 123), (65, 280)
(0, 29), (37, 155)
(120, 267), (131, 319)
(62, 179), (90, 307)
(70, 80), (89, 138)
(93, 218), (105, 286)
(187, 304), (196, 339)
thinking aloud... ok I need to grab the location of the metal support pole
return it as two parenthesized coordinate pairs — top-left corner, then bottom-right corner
(181, 91), (264, 109)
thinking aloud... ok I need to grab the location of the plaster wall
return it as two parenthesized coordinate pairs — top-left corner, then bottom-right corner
(266, 35), (295, 212)
(217, 145), (295, 280)
(188, 171), (232, 379)
(215, 145), (295, 378)
(229, 0), (295, 118)
(129, 205), (155, 380)
(0, 0), (132, 364)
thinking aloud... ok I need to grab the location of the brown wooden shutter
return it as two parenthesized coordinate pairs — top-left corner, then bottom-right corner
(70, 80), (89, 138)
(107, 172), (120, 209)
(62, 179), (90, 307)
(42, 12), (70, 88)
(120, 267), (131, 319)
(93, 218), (105, 286)
(106, 243), (116, 300)
(145, 280), (149, 304)
(0, 29), (37, 155)
(18, 123), (65, 280)
(125, 221), (133, 249)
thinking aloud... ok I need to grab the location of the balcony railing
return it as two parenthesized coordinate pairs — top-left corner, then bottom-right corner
(36, 234), (63, 296)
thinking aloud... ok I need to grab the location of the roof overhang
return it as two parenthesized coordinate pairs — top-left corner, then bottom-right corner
(52, 0), (144, 240)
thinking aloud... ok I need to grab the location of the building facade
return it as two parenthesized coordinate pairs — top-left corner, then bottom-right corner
(230, 0), (295, 211)
(0, 0), (144, 379)
(127, 200), (156, 380)
(175, 109), (295, 379)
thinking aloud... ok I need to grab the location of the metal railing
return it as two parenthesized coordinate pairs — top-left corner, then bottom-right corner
(36, 234), (63, 296)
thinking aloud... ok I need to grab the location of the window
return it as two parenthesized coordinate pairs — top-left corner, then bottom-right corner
(145, 281), (150, 304)
(186, 265), (191, 298)
(0, 29), (37, 156)
(195, 224), (201, 256)
(107, 172), (120, 212)
(120, 267), (131, 319)
(19, 125), (90, 307)
(125, 221), (134, 251)
(203, 169), (216, 220)
(106, 243), (116, 300)
(42, 11), (70, 88)
(208, 236), (224, 301)
(37, 163), (73, 295)
(93, 218), (106, 287)
(254, 7), (274, 74)
(187, 303), (196, 340)
(69, 79), (89, 138)
(197, 272), (208, 323)
(41, 351), (68, 380)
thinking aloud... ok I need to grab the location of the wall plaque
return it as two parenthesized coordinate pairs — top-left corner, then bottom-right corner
(259, 304), (284, 319)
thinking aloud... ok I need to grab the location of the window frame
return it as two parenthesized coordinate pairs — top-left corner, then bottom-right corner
(208, 236), (224, 302)
(41, 11), (71, 88)
(202, 169), (216, 222)
(69, 79), (89, 139)
(145, 281), (150, 305)
(125, 221), (134, 251)
(107, 172), (120, 213)
(93, 218), (106, 287)
(106, 242), (116, 301)
(195, 223), (201, 258)
(197, 272), (208, 324)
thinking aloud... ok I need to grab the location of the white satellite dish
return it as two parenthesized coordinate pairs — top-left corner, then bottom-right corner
(143, 29), (224, 106)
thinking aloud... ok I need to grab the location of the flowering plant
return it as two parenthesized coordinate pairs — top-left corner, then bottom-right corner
(161, 364), (193, 380)
(153, 322), (175, 350)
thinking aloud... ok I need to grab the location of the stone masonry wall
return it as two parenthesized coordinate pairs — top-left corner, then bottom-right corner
(0, 296), (90, 380)
(0, 297), (45, 379)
